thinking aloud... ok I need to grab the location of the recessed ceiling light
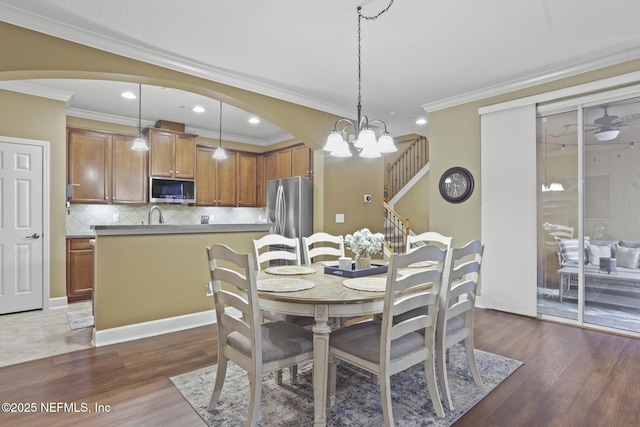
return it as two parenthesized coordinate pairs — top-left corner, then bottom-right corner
(416, 118), (427, 125)
(192, 106), (205, 113)
(121, 91), (136, 99)
(249, 117), (260, 124)
(388, 111), (398, 116)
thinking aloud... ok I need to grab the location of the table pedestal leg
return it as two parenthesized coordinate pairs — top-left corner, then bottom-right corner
(312, 304), (330, 427)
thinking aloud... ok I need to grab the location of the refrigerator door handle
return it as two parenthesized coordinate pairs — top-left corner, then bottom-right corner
(275, 185), (285, 235)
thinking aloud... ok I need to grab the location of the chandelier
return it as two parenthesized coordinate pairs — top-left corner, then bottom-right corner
(323, 1), (397, 158)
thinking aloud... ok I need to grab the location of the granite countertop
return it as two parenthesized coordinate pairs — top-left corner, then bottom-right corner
(66, 232), (96, 239)
(90, 223), (272, 236)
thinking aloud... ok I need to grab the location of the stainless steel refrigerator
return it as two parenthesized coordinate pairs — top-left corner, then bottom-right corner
(266, 176), (313, 247)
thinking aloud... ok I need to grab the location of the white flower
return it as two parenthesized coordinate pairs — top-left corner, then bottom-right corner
(345, 228), (385, 257)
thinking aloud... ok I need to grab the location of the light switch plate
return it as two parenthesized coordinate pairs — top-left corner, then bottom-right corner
(335, 213), (345, 223)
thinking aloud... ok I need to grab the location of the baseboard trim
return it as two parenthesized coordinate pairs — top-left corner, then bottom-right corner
(92, 307), (242, 347)
(49, 296), (68, 309)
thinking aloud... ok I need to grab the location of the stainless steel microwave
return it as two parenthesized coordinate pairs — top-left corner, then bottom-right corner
(149, 177), (196, 204)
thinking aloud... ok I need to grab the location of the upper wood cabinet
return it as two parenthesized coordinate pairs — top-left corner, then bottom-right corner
(238, 152), (259, 207)
(275, 148), (292, 179)
(68, 128), (109, 203)
(147, 128), (196, 178)
(263, 151), (277, 183)
(112, 134), (148, 204)
(67, 128), (148, 204)
(195, 145), (237, 206)
(292, 145), (313, 178)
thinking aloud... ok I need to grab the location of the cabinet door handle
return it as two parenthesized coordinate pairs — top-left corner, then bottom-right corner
(26, 233), (40, 239)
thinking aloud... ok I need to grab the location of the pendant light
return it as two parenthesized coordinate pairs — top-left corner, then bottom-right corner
(131, 83), (150, 151)
(213, 101), (227, 160)
(323, 1), (397, 158)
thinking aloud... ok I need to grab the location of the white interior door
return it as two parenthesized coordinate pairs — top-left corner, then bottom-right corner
(0, 139), (44, 314)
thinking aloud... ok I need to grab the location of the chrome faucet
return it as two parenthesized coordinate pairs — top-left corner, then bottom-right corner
(148, 205), (165, 224)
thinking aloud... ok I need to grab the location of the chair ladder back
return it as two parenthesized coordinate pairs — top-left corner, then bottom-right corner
(303, 232), (345, 264)
(253, 234), (301, 271)
(207, 243), (261, 351)
(384, 245), (446, 349)
(436, 239), (485, 411)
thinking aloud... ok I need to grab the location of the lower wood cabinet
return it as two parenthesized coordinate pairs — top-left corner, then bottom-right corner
(66, 238), (93, 302)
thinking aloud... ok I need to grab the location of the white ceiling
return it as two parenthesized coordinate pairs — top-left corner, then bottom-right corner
(2, 0), (640, 146)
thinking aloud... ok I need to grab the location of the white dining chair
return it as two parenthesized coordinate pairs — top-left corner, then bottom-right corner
(205, 243), (314, 427)
(406, 231), (453, 255)
(327, 245), (447, 423)
(436, 239), (485, 410)
(252, 234), (301, 271)
(302, 232), (345, 264)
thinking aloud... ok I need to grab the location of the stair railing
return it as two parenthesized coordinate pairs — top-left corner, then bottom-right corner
(383, 202), (410, 255)
(385, 135), (429, 201)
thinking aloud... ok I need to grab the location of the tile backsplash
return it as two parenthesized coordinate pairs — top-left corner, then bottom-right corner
(66, 204), (267, 235)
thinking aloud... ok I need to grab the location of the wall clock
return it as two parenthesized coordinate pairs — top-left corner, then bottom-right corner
(439, 167), (474, 204)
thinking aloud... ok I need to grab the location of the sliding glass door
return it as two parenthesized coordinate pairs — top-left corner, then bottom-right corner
(537, 95), (640, 334)
(537, 110), (579, 322)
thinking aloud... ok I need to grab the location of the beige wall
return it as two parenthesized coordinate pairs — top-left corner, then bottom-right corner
(0, 89), (67, 299)
(394, 171), (430, 234)
(93, 231), (263, 329)
(428, 60), (640, 246)
(0, 22), (387, 305)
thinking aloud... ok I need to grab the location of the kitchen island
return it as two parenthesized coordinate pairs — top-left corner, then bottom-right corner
(90, 223), (271, 346)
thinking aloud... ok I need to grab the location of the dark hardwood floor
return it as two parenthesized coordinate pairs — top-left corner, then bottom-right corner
(1, 309), (639, 426)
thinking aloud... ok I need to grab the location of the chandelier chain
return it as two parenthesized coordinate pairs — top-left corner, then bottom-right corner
(357, 0), (394, 110)
(358, 0), (394, 21)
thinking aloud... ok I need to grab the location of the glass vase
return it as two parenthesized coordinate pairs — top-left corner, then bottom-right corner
(355, 254), (372, 270)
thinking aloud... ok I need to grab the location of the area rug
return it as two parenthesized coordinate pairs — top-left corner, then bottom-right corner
(170, 344), (522, 426)
(65, 307), (94, 330)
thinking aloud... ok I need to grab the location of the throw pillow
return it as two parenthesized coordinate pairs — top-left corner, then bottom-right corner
(586, 242), (612, 265)
(556, 237), (586, 265)
(616, 245), (640, 269)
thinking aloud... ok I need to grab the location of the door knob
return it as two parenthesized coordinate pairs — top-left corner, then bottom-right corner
(26, 233), (40, 239)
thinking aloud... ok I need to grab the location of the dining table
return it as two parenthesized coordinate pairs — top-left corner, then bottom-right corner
(256, 262), (390, 427)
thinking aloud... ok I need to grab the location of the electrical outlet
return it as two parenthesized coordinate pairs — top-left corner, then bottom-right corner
(205, 282), (213, 296)
(364, 194), (372, 203)
(113, 213), (120, 223)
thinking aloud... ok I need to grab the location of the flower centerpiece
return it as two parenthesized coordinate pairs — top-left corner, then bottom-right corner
(345, 228), (385, 270)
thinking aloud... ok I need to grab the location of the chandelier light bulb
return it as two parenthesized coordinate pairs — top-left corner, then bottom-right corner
(355, 127), (377, 150)
(330, 139), (353, 157)
(359, 144), (382, 158)
(377, 132), (397, 153)
(324, 130), (344, 152)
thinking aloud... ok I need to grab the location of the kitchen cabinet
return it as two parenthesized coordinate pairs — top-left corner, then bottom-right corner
(257, 144), (313, 207)
(256, 155), (266, 207)
(66, 238), (93, 302)
(195, 145), (237, 206)
(147, 128), (196, 179)
(263, 152), (277, 183)
(111, 134), (148, 204)
(238, 152), (259, 207)
(275, 148), (292, 179)
(67, 128), (109, 203)
(292, 144), (313, 178)
(67, 128), (147, 204)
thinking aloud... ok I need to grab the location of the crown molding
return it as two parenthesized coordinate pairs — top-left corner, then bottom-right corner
(422, 45), (640, 114)
(0, 3), (353, 120)
(0, 80), (73, 105)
